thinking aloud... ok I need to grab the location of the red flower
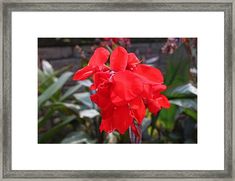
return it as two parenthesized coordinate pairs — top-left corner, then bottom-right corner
(73, 46), (170, 137)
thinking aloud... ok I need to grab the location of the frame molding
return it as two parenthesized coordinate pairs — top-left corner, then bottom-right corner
(1, 1), (234, 179)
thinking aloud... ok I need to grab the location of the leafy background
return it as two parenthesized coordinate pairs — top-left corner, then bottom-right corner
(38, 38), (197, 144)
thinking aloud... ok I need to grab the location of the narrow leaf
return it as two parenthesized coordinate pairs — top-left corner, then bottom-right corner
(38, 72), (73, 107)
(73, 92), (93, 108)
(79, 109), (100, 119)
(61, 131), (94, 144)
(42, 60), (54, 75)
(165, 83), (197, 98)
(60, 84), (82, 101)
(39, 115), (76, 143)
(183, 108), (197, 120)
(170, 99), (197, 110)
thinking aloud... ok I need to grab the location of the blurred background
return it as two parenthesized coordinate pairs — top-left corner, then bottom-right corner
(38, 38), (197, 144)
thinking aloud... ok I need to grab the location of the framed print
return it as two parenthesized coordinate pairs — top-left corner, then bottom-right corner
(1, 0), (234, 180)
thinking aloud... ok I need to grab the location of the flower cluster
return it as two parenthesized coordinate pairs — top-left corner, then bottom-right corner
(73, 46), (170, 135)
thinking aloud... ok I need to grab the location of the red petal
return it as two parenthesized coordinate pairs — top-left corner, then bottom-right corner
(147, 99), (161, 114)
(113, 105), (133, 134)
(90, 84), (96, 90)
(133, 64), (164, 84)
(90, 94), (110, 110)
(90, 94), (98, 103)
(88, 47), (110, 67)
(157, 95), (170, 108)
(100, 105), (133, 134)
(73, 65), (94, 80)
(112, 70), (143, 101)
(130, 97), (146, 124)
(110, 46), (128, 71)
(110, 91), (127, 106)
(141, 84), (152, 99)
(127, 53), (140, 69)
(99, 105), (114, 133)
(99, 117), (113, 133)
(92, 72), (111, 89)
(147, 95), (170, 114)
(142, 84), (167, 99)
(90, 85), (112, 111)
(98, 96), (116, 133)
(152, 84), (167, 93)
(97, 82), (111, 96)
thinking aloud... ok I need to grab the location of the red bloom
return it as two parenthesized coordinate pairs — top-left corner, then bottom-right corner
(73, 46), (170, 137)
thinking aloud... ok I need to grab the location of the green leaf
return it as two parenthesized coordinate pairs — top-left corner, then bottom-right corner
(170, 98), (197, 110)
(78, 79), (92, 87)
(158, 104), (178, 131)
(79, 109), (100, 119)
(61, 131), (95, 144)
(38, 108), (55, 128)
(45, 102), (81, 113)
(165, 83), (197, 99)
(38, 72), (73, 107)
(38, 103), (80, 129)
(183, 108), (197, 120)
(42, 60), (54, 75)
(38, 72), (57, 93)
(53, 64), (72, 76)
(60, 84), (82, 101)
(38, 65), (72, 91)
(73, 92), (93, 108)
(163, 44), (191, 87)
(39, 115), (76, 143)
(38, 69), (47, 83)
(145, 56), (159, 64)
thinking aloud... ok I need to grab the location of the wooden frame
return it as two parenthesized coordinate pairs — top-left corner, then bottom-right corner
(1, 1), (234, 180)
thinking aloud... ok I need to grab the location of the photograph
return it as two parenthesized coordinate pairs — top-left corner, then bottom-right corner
(38, 38), (197, 144)
(2, 1), (233, 179)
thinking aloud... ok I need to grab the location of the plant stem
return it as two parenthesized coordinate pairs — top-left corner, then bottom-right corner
(128, 124), (142, 144)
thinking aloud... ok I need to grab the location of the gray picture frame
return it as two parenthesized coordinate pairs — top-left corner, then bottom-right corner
(0, 0), (234, 180)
